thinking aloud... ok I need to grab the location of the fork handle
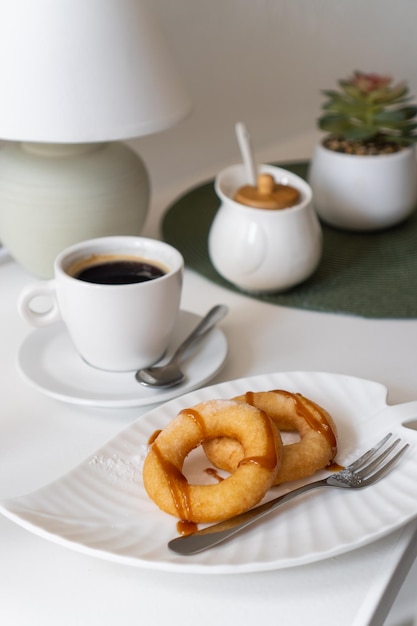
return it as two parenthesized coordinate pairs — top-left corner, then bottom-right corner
(168, 478), (328, 555)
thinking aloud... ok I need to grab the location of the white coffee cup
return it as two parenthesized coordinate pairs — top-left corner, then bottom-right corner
(18, 236), (184, 372)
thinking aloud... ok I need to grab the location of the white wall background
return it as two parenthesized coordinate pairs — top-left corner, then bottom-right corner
(132, 0), (417, 195)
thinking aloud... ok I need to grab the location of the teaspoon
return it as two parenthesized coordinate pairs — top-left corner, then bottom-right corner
(135, 304), (228, 388)
(235, 121), (257, 185)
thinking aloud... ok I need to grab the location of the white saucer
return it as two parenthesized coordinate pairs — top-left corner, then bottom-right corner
(16, 310), (228, 408)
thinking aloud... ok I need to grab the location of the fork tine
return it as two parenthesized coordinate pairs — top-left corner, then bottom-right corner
(362, 443), (409, 485)
(357, 437), (402, 477)
(347, 432), (393, 472)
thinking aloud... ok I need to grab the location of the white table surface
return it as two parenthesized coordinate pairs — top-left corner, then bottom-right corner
(1, 180), (417, 626)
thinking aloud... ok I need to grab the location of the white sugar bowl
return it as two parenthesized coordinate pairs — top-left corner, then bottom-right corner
(208, 163), (322, 293)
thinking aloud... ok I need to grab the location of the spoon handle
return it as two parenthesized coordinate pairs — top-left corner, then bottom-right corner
(172, 304), (228, 360)
(235, 122), (257, 186)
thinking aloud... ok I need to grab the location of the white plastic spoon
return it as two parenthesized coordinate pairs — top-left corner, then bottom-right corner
(235, 121), (257, 185)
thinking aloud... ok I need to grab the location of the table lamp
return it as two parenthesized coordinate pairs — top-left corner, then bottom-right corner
(0, 0), (191, 277)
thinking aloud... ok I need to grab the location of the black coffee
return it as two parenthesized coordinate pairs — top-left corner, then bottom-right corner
(74, 260), (166, 285)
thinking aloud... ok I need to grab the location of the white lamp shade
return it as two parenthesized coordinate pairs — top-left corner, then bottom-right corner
(0, 0), (191, 142)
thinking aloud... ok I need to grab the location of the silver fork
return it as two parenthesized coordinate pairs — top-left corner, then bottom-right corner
(168, 432), (409, 555)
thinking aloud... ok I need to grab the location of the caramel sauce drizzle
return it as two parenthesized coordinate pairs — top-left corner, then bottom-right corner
(181, 407), (207, 436)
(149, 405), (279, 534)
(182, 407), (278, 472)
(176, 519), (198, 536)
(326, 461), (344, 473)
(204, 467), (224, 482)
(148, 408), (205, 528)
(238, 453), (276, 470)
(243, 390), (338, 460)
(147, 429), (162, 445)
(236, 410), (278, 471)
(152, 444), (191, 522)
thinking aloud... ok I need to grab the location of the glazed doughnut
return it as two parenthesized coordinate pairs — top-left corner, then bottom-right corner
(142, 399), (282, 523)
(203, 390), (337, 484)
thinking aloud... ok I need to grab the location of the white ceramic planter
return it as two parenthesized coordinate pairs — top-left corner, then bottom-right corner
(308, 142), (417, 231)
(208, 164), (322, 293)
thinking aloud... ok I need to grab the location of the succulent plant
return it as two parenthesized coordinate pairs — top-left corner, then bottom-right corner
(318, 71), (417, 147)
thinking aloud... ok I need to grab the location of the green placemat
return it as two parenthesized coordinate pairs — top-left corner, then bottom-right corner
(162, 161), (417, 319)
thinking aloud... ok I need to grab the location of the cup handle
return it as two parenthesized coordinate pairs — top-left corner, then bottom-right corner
(18, 280), (61, 327)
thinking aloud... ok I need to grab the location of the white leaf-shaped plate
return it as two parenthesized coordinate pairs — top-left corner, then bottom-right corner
(1, 371), (417, 574)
